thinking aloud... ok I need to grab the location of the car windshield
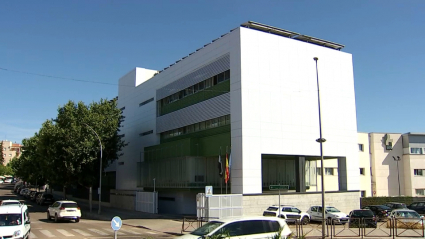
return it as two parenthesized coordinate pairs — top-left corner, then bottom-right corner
(377, 205), (391, 210)
(62, 203), (78, 208)
(266, 207), (278, 211)
(396, 211), (420, 218)
(352, 210), (374, 217)
(0, 214), (22, 226)
(394, 204), (407, 209)
(326, 207), (340, 213)
(2, 202), (20, 206)
(190, 221), (224, 236)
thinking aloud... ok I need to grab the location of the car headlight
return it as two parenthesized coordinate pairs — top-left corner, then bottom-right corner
(13, 230), (21, 237)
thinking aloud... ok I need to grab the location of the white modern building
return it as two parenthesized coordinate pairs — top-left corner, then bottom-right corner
(114, 21), (361, 215)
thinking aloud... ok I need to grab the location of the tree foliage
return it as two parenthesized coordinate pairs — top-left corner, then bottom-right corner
(12, 98), (126, 195)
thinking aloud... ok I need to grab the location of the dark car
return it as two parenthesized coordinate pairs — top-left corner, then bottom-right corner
(37, 193), (55, 205)
(384, 202), (407, 211)
(408, 202), (425, 215)
(362, 205), (391, 221)
(348, 209), (377, 228)
(31, 191), (43, 201)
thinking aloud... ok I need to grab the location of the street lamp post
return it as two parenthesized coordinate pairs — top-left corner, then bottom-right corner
(314, 57), (327, 238)
(84, 123), (103, 215)
(393, 156), (401, 196)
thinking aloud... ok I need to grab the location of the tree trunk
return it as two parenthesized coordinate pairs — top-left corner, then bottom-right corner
(63, 186), (67, 199)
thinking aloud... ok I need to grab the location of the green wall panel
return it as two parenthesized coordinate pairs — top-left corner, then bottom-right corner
(145, 125), (231, 161)
(160, 80), (230, 115)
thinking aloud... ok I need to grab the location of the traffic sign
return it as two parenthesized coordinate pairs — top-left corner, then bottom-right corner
(111, 216), (122, 231)
(205, 186), (213, 197)
(269, 185), (289, 190)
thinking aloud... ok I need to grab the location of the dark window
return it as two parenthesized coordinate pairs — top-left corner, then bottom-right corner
(241, 220), (267, 235)
(61, 203), (78, 208)
(139, 130), (153, 136)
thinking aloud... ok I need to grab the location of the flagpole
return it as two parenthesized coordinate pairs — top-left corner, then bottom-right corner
(225, 146), (228, 194)
(220, 147), (223, 194)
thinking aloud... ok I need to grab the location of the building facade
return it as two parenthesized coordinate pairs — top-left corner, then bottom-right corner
(115, 22), (360, 215)
(1, 140), (22, 165)
(360, 132), (425, 197)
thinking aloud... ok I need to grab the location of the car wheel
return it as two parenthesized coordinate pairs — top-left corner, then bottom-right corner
(302, 216), (310, 225)
(54, 214), (59, 223)
(47, 212), (51, 220)
(75, 218), (80, 223)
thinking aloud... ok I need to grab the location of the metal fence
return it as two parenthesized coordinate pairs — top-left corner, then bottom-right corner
(293, 217), (424, 239)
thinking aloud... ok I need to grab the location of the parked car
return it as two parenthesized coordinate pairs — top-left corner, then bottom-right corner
(383, 202), (407, 211)
(0, 204), (30, 238)
(25, 190), (37, 199)
(307, 206), (348, 225)
(175, 217), (292, 239)
(47, 200), (81, 223)
(348, 209), (377, 228)
(388, 209), (424, 229)
(263, 205), (310, 224)
(37, 193), (55, 205)
(362, 205), (391, 221)
(407, 202), (425, 215)
(19, 188), (29, 196)
(31, 192), (43, 201)
(4, 178), (13, 183)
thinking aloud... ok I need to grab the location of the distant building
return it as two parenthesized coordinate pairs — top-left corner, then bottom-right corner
(1, 140), (22, 165)
(114, 21), (360, 215)
(358, 132), (425, 197)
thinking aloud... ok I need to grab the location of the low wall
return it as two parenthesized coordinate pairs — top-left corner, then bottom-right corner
(243, 191), (360, 216)
(110, 189), (136, 211)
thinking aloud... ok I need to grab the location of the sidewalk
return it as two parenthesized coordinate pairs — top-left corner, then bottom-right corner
(51, 191), (184, 237)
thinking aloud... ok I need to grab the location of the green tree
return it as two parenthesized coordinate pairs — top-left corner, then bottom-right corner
(0, 142), (4, 165)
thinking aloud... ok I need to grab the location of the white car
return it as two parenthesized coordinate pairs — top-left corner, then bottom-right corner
(0, 204), (31, 239)
(307, 206), (348, 224)
(176, 217), (292, 239)
(263, 205), (310, 224)
(47, 200), (81, 222)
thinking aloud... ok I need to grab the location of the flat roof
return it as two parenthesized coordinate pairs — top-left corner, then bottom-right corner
(241, 21), (345, 51)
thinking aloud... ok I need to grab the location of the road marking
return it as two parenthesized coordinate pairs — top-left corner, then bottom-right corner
(40, 230), (55, 237)
(88, 228), (109, 235)
(57, 229), (75, 236)
(72, 229), (93, 236)
(103, 228), (127, 235)
(126, 230), (142, 234)
(30, 232), (38, 238)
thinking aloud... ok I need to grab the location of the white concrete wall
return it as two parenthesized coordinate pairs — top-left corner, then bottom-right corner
(243, 192), (359, 217)
(358, 133), (372, 197)
(370, 133), (404, 196)
(117, 29), (241, 190)
(404, 155), (425, 196)
(233, 27), (359, 194)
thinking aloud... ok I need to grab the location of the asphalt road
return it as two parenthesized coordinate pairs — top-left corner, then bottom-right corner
(0, 183), (168, 239)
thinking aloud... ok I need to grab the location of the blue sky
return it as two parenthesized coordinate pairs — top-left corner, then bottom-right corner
(1, 1), (424, 144)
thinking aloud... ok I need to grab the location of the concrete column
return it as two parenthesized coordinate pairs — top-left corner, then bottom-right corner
(338, 157), (348, 191)
(295, 156), (306, 192)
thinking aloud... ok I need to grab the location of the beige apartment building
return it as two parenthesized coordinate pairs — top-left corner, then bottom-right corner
(358, 132), (425, 197)
(1, 140), (22, 165)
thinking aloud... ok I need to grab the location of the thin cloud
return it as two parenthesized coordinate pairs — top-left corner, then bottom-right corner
(0, 122), (39, 144)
